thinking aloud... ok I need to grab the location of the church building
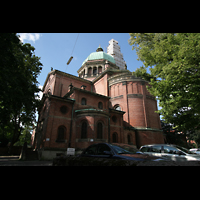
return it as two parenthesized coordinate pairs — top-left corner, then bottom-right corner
(33, 39), (164, 159)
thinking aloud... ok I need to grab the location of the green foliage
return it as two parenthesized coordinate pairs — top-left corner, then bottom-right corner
(161, 121), (187, 147)
(129, 33), (200, 132)
(14, 126), (32, 146)
(0, 33), (42, 150)
(132, 66), (155, 82)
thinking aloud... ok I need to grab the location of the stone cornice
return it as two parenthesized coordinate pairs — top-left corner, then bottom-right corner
(75, 108), (110, 117)
(64, 87), (111, 99)
(109, 108), (126, 115)
(108, 72), (148, 87)
(92, 69), (129, 83)
(135, 127), (163, 132)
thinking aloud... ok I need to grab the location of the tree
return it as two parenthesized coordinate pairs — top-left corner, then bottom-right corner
(129, 33), (200, 133)
(0, 33), (42, 152)
(161, 120), (187, 147)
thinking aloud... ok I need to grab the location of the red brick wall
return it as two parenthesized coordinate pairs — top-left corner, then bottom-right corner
(43, 98), (73, 149)
(109, 80), (161, 130)
(146, 98), (161, 129)
(94, 74), (108, 96)
(43, 72), (92, 97)
(136, 130), (164, 148)
(128, 97), (146, 127)
(110, 111), (124, 143)
(123, 129), (136, 145)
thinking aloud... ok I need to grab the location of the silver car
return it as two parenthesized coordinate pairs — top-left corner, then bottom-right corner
(190, 148), (200, 155)
(139, 144), (200, 161)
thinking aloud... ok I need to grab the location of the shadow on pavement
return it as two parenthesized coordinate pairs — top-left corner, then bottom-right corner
(0, 156), (52, 166)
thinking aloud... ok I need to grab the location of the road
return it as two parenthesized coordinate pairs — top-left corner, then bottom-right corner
(2, 156), (200, 166)
(0, 156), (52, 166)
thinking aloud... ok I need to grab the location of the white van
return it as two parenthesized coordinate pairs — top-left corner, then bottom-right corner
(139, 144), (200, 161)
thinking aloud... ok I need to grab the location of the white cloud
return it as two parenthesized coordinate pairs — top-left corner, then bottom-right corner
(18, 33), (41, 43)
(38, 85), (43, 100)
(35, 85), (43, 100)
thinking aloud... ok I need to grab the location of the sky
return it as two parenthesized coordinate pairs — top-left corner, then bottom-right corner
(17, 33), (144, 91)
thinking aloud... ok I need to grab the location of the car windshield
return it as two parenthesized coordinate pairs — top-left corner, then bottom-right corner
(110, 144), (140, 154)
(175, 145), (196, 154)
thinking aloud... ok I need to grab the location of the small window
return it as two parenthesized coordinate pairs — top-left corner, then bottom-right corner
(81, 98), (87, 105)
(98, 102), (103, 109)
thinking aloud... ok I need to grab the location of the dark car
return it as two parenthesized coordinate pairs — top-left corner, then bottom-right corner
(79, 143), (165, 162)
(52, 143), (166, 166)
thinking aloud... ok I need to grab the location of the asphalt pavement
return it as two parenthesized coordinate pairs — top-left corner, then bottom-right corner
(0, 156), (52, 166)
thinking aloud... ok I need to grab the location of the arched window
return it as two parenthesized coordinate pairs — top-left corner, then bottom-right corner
(88, 67), (92, 75)
(98, 66), (102, 74)
(98, 102), (103, 109)
(112, 132), (118, 143)
(81, 121), (87, 139)
(114, 104), (121, 111)
(97, 122), (103, 139)
(93, 67), (97, 75)
(128, 134), (132, 144)
(56, 126), (66, 142)
(81, 98), (87, 105)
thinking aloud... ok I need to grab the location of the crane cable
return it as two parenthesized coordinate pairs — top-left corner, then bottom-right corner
(67, 33), (79, 65)
(60, 33), (79, 97)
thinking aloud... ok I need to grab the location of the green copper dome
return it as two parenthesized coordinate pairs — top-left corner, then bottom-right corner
(82, 47), (116, 66)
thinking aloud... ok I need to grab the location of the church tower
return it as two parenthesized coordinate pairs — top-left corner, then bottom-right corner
(107, 39), (126, 70)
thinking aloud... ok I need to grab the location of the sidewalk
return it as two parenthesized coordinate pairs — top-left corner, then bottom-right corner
(0, 156), (52, 166)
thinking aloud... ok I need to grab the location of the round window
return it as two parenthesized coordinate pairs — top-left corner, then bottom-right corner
(60, 106), (68, 114)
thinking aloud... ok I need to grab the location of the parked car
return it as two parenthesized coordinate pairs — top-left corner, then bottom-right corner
(79, 143), (165, 162)
(139, 144), (200, 161)
(190, 148), (200, 155)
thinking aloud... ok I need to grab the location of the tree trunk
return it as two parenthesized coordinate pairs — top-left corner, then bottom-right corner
(8, 116), (22, 154)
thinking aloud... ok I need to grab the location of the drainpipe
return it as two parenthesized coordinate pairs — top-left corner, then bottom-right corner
(108, 116), (110, 143)
(68, 99), (75, 148)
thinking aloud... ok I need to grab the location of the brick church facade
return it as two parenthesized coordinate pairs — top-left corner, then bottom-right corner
(32, 39), (164, 159)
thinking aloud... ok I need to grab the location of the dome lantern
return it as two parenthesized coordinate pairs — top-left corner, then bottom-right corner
(96, 45), (104, 52)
